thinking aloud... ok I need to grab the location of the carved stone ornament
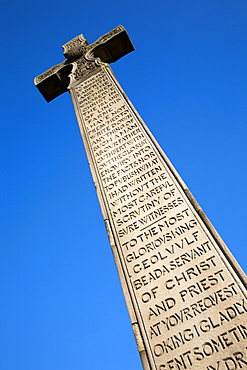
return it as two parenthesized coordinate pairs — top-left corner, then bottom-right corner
(62, 34), (88, 60)
(34, 25), (134, 102)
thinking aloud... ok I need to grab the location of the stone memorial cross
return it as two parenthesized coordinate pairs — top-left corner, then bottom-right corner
(35, 26), (247, 370)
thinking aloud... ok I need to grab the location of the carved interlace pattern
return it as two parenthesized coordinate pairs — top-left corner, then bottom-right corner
(62, 34), (88, 60)
(72, 56), (98, 82)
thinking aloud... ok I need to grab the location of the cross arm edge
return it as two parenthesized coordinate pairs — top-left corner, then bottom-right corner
(86, 25), (135, 64)
(34, 61), (73, 103)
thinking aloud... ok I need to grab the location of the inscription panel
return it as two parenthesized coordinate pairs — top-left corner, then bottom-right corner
(71, 67), (247, 370)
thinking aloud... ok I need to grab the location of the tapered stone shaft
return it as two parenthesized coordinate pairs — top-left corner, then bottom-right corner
(35, 26), (247, 370)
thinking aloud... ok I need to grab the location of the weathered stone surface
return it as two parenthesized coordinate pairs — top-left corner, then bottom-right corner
(35, 27), (247, 370)
(34, 26), (134, 102)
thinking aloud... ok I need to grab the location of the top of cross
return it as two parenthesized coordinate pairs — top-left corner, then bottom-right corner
(34, 25), (134, 102)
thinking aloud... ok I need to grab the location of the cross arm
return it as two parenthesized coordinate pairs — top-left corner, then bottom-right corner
(85, 25), (134, 64)
(34, 25), (134, 102)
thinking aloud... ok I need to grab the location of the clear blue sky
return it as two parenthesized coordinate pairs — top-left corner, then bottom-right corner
(1, 1), (247, 369)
